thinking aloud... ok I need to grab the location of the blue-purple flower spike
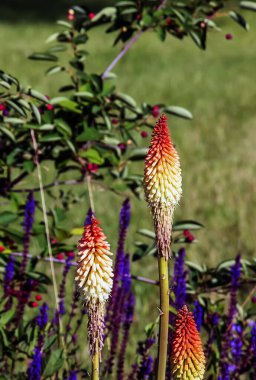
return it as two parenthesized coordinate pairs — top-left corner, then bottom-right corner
(219, 254), (242, 379)
(28, 303), (49, 380)
(21, 192), (35, 275)
(4, 255), (15, 298)
(84, 207), (93, 226)
(105, 198), (131, 326)
(193, 300), (204, 332)
(173, 248), (187, 309)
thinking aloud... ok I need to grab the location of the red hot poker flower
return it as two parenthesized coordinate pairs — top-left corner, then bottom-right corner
(171, 305), (206, 380)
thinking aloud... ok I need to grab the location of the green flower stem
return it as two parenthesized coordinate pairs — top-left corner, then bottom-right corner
(157, 256), (169, 380)
(92, 344), (99, 380)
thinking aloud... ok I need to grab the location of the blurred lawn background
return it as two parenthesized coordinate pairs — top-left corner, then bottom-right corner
(1, 0), (256, 354)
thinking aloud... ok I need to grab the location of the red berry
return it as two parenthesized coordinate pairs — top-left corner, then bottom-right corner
(35, 295), (42, 301)
(136, 14), (141, 21)
(183, 229), (190, 237)
(152, 105), (160, 118)
(251, 296), (256, 304)
(0, 246), (5, 252)
(166, 18), (172, 26)
(111, 118), (119, 125)
(89, 12), (95, 20)
(0, 104), (6, 111)
(68, 14), (75, 21)
(46, 104), (54, 111)
(141, 131), (148, 138)
(187, 234), (195, 243)
(87, 163), (98, 173)
(51, 238), (58, 244)
(29, 301), (38, 308)
(118, 143), (127, 152)
(57, 253), (64, 260)
(67, 251), (75, 259)
(225, 33), (233, 40)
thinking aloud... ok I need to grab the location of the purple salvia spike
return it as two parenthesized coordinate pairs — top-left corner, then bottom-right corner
(193, 300), (204, 332)
(21, 192), (35, 276)
(117, 292), (135, 380)
(122, 254), (131, 294)
(84, 207), (94, 226)
(28, 303), (49, 379)
(58, 257), (73, 316)
(219, 254), (242, 379)
(173, 248), (186, 310)
(105, 199), (131, 333)
(4, 255), (15, 309)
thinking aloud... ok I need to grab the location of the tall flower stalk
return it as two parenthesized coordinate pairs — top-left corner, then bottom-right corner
(75, 214), (113, 380)
(144, 114), (182, 380)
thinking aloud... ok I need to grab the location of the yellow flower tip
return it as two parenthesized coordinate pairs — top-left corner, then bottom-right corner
(75, 215), (113, 304)
(144, 114), (182, 210)
(171, 305), (206, 380)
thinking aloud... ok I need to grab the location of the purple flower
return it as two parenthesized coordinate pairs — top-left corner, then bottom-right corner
(68, 370), (77, 380)
(84, 208), (93, 226)
(228, 255), (241, 325)
(251, 322), (256, 369)
(173, 248), (187, 310)
(139, 356), (153, 379)
(122, 254), (131, 294)
(37, 303), (49, 329)
(193, 300), (204, 331)
(4, 255), (15, 297)
(58, 257), (72, 316)
(23, 192), (35, 233)
(29, 346), (42, 380)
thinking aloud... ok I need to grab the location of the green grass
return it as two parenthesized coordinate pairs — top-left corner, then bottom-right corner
(1, 15), (256, 355)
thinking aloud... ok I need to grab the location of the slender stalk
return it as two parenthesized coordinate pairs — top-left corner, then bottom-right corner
(30, 130), (69, 371)
(157, 256), (169, 380)
(92, 343), (99, 380)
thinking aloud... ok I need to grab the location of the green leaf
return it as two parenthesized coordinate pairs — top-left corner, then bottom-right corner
(163, 106), (193, 120)
(57, 20), (72, 28)
(115, 93), (137, 108)
(30, 103), (41, 125)
(28, 53), (58, 62)
(43, 335), (57, 351)
(156, 26), (166, 42)
(229, 11), (249, 30)
(0, 81), (11, 89)
(39, 134), (62, 142)
(6, 99), (27, 117)
(43, 349), (64, 377)
(81, 148), (104, 164)
(137, 229), (155, 239)
(27, 89), (48, 103)
(55, 119), (72, 137)
(0, 308), (16, 327)
(240, 1), (256, 12)
(0, 212), (18, 225)
(127, 148), (148, 160)
(74, 91), (94, 99)
(4, 117), (25, 124)
(50, 97), (81, 113)
(46, 66), (64, 76)
(0, 126), (15, 141)
(92, 7), (116, 22)
(23, 160), (34, 173)
(142, 13), (154, 27)
(76, 128), (101, 142)
(186, 261), (204, 273)
(173, 220), (204, 231)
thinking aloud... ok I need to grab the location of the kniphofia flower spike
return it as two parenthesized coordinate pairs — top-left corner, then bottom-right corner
(76, 215), (113, 359)
(144, 114), (182, 258)
(172, 305), (206, 380)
